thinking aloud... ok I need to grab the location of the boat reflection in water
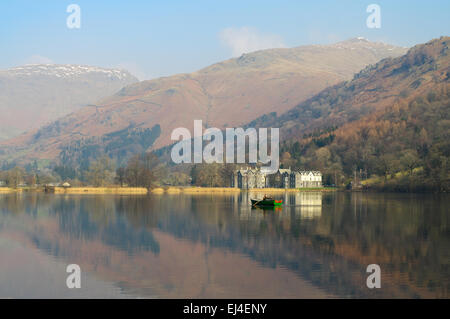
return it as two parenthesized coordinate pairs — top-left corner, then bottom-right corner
(240, 191), (322, 220)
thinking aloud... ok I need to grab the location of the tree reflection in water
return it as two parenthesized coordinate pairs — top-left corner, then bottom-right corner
(0, 192), (448, 298)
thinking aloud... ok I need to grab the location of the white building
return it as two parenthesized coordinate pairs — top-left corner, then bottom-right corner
(290, 171), (322, 188)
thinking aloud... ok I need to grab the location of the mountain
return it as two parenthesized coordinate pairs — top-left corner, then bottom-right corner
(250, 36), (449, 137)
(0, 38), (407, 166)
(254, 36), (449, 191)
(0, 64), (138, 140)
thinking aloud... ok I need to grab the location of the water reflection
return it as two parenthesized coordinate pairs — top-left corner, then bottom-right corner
(0, 192), (448, 298)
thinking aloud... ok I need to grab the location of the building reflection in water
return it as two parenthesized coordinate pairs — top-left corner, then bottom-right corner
(0, 192), (447, 299)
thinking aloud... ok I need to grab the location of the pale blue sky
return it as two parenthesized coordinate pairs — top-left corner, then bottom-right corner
(1, 0), (449, 79)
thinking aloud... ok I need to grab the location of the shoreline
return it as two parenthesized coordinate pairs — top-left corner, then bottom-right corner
(153, 187), (336, 194)
(0, 186), (336, 195)
(1, 186), (443, 195)
(51, 187), (149, 195)
(0, 188), (22, 193)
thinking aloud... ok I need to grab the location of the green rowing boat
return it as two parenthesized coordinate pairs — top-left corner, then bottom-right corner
(251, 198), (283, 207)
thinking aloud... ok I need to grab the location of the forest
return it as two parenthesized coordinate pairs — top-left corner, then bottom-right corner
(279, 85), (450, 192)
(0, 88), (448, 192)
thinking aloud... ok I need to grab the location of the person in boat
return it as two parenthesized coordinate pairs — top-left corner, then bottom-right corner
(263, 195), (273, 200)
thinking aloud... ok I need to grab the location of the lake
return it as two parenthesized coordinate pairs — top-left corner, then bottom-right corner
(0, 191), (448, 298)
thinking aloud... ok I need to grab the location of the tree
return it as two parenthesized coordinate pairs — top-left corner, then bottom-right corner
(36, 172), (58, 185)
(163, 172), (191, 186)
(125, 155), (141, 187)
(25, 174), (37, 187)
(192, 163), (224, 187)
(124, 152), (161, 188)
(7, 167), (25, 188)
(280, 151), (295, 169)
(139, 167), (156, 189)
(53, 165), (77, 181)
(315, 147), (332, 170)
(400, 149), (421, 175)
(85, 156), (115, 187)
(329, 162), (344, 186)
(376, 154), (398, 182)
(424, 149), (449, 191)
(115, 167), (126, 187)
(220, 163), (238, 187)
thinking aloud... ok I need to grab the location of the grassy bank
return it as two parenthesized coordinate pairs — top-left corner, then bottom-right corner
(0, 188), (22, 193)
(52, 187), (148, 195)
(181, 187), (241, 194)
(360, 169), (449, 193)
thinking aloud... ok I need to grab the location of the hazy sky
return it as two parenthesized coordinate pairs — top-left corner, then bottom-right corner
(1, 0), (449, 79)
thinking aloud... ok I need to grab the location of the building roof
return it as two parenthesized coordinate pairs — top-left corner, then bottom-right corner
(293, 171), (322, 175)
(236, 168), (321, 176)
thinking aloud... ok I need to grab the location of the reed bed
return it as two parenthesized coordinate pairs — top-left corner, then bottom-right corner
(52, 187), (148, 194)
(0, 188), (20, 193)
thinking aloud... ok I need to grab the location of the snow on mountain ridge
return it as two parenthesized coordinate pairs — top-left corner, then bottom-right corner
(0, 64), (139, 141)
(3, 64), (135, 80)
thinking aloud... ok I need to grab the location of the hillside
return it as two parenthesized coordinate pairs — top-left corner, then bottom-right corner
(0, 64), (138, 141)
(250, 37), (448, 135)
(264, 37), (450, 191)
(0, 38), (406, 166)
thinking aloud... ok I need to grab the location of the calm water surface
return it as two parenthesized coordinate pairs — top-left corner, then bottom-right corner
(0, 191), (448, 298)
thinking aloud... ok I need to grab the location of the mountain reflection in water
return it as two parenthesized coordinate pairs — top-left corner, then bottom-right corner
(0, 192), (448, 298)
